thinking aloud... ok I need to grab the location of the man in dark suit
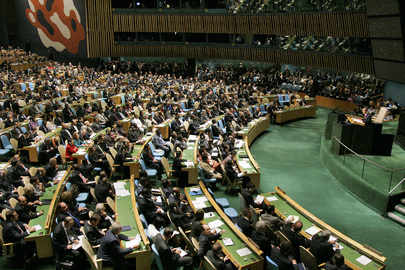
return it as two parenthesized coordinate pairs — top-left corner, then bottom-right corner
(15, 195), (43, 224)
(270, 241), (299, 270)
(206, 242), (234, 270)
(97, 222), (138, 269)
(198, 224), (222, 259)
(310, 230), (335, 264)
(83, 213), (105, 246)
(52, 216), (82, 269)
(2, 210), (36, 266)
(60, 123), (73, 143)
(282, 220), (311, 263)
(154, 227), (193, 270)
(235, 208), (255, 237)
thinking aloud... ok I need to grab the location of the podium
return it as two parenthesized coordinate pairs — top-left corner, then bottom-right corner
(327, 112), (394, 156)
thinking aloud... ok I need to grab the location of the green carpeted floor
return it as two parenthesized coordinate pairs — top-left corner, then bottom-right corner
(2, 108), (404, 270)
(246, 108), (405, 270)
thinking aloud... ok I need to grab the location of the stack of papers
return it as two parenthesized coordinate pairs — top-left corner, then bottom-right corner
(32, 224), (42, 232)
(266, 196), (278, 202)
(239, 160), (251, 169)
(208, 219), (224, 229)
(76, 148), (86, 155)
(305, 225), (321, 236)
(192, 200), (206, 209)
(356, 255), (372, 265)
(204, 212), (214, 219)
(236, 247), (252, 257)
(184, 161), (194, 168)
(54, 170), (66, 181)
(254, 195), (264, 204)
(126, 234), (141, 248)
(114, 182), (130, 197)
(223, 238), (234, 246)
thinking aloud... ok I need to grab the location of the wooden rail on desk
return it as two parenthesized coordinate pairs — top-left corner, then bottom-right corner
(130, 178), (149, 247)
(199, 181), (263, 258)
(45, 167), (71, 231)
(274, 186), (386, 265)
(243, 136), (260, 173)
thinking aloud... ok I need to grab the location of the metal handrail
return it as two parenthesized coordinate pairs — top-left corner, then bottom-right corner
(332, 136), (405, 173)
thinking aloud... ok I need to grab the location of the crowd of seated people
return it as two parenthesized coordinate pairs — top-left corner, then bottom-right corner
(0, 46), (380, 270)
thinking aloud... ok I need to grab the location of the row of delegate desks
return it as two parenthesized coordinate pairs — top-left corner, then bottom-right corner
(25, 167), (72, 258)
(186, 181), (264, 270)
(261, 187), (386, 270)
(181, 135), (199, 185)
(236, 116), (271, 188)
(124, 132), (154, 178)
(72, 128), (109, 165)
(274, 105), (317, 124)
(23, 127), (62, 163)
(114, 180), (151, 269)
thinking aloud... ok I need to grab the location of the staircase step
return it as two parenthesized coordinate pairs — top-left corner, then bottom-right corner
(387, 211), (405, 226)
(400, 198), (405, 205)
(394, 204), (405, 215)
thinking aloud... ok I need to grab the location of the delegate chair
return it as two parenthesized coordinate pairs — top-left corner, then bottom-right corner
(299, 246), (325, 270)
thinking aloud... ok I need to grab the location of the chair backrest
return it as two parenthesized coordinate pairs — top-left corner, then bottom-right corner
(81, 235), (99, 270)
(299, 246), (318, 270)
(275, 231), (291, 245)
(160, 157), (171, 177)
(121, 95), (125, 105)
(148, 142), (156, 152)
(58, 145), (66, 163)
(266, 255), (279, 270)
(37, 119), (43, 127)
(238, 193), (248, 210)
(109, 147), (117, 159)
(191, 236), (200, 250)
(1, 135), (10, 148)
(151, 243), (164, 270)
(105, 153), (115, 170)
(9, 138), (18, 151)
(139, 159), (147, 171)
(139, 213), (148, 227)
(29, 167), (38, 177)
(204, 256), (217, 270)
(183, 121), (189, 132)
(106, 196), (116, 213)
(178, 226), (196, 254)
(17, 186), (25, 196)
(9, 197), (18, 208)
(20, 126), (27, 134)
(90, 188), (98, 202)
(1, 209), (7, 221)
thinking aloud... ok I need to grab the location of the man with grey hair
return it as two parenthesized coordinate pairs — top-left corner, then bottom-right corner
(310, 230), (336, 264)
(97, 222), (139, 269)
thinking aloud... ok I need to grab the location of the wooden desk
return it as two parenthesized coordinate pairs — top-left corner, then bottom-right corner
(112, 94), (124, 106)
(316, 96), (358, 112)
(25, 168), (71, 258)
(185, 182), (264, 270)
(124, 133), (153, 178)
(72, 128), (109, 165)
(236, 116), (270, 188)
(23, 128), (61, 163)
(114, 180), (151, 269)
(119, 118), (131, 134)
(261, 187), (386, 270)
(155, 118), (173, 139)
(274, 105), (316, 124)
(181, 135), (199, 185)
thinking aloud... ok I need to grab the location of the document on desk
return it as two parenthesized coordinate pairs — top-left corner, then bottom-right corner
(239, 160), (251, 169)
(184, 161), (194, 168)
(208, 219), (224, 229)
(33, 224), (42, 232)
(254, 195), (264, 204)
(72, 235), (84, 250)
(305, 225), (321, 236)
(236, 247), (252, 257)
(193, 200), (206, 209)
(223, 238), (234, 246)
(356, 255), (372, 265)
(190, 187), (201, 193)
(126, 234), (141, 248)
(194, 196), (208, 203)
(204, 212), (215, 219)
(266, 196), (278, 202)
(116, 189), (130, 197)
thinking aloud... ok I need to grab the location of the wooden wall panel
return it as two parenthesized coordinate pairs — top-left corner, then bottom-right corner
(111, 44), (374, 74)
(111, 13), (369, 37)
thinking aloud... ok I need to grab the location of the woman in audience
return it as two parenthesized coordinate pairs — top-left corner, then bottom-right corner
(65, 138), (79, 161)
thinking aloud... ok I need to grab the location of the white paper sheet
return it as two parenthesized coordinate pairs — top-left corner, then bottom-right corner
(204, 212), (214, 219)
(126, 234), (141, 248)
(223, 238), (234, 246)
(193, 201), (206, 209)
(208, 219), (224, 229)
(305, 225), (321, 236)
(190, 187), (201, 193)
(266, 196), (278, 202)
(194, 196), (208, 202)
(33, 224), (42, 231)
(236, 247), (252, 257)
(116, 189), (130, 197)
(254, 195), (264, 204)
(356, 255), (372, 265)
(239, 160), (251, 169)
